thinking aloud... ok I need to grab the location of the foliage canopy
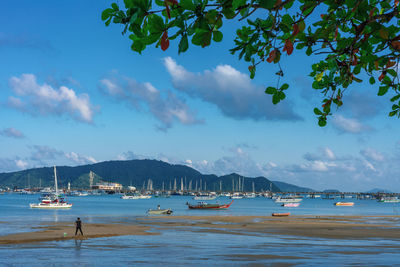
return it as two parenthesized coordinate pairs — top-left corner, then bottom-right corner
(102, 0), (400, 126)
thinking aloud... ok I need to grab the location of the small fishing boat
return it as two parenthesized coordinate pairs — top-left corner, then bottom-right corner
(272, 212), (290, 217)
(147, 208), (173, 215)
(282, 202), (300, 207)
(334, 202), (354, 206)
(187, 200), (233, 209)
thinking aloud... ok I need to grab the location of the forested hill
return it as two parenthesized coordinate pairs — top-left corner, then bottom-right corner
(0, 159), (281, 192)
(272, 181), (315, 193)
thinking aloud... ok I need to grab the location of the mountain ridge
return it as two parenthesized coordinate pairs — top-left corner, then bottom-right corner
(0, 159), (284, 192)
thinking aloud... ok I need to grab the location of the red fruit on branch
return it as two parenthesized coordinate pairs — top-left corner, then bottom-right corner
(161, 31), (169, 51)
(391, 41), (400, 51)
(292, 24), (299, 36)
(267, 49), (277, 63)
(378, 71), (386, 81)
(283, 39), (293, 55)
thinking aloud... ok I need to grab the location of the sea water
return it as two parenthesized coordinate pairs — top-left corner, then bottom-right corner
(1, 193), (400, 265)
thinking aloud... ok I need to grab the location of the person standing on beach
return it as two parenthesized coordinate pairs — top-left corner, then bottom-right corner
(75, 217), (83, 236)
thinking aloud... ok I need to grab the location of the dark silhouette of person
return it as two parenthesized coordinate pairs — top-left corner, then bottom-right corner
(75, 217), (83, 236)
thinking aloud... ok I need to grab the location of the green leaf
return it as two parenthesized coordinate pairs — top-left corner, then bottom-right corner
(233, 0), (246, 9)
(369, 76), (375, 84)
(265, 86), (276, 95)
(314, 108), (323, 115)
(257, 0), (275, 9)
(278, 91), (286, 100)
(272, 93), (280, 104)
(280, 83), (289, 90)
(148, 14), (165, 33)
(212, 31), (223, 42)
(387, 69), (397, 77)
(178, 34), (189, 53)
(390, 94), (400, 102)
(101, 8), (114, 21)
(378, 86), (389, 96)
(180, 0), (195, 11)
(318, 118), (327, 127)
(111, 3), (119, 11)
(389, 111), (397, 117)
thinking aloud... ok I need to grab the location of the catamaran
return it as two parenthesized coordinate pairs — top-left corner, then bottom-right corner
(30, 166), (72, 209)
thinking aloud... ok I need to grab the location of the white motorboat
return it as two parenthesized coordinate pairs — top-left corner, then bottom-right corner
(121, 194), (152, 199)
(274, 196), (302, 203)
(30, 166), (72, 209)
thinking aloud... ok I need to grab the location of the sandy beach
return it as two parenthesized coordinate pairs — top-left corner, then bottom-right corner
(1, 215), (400, 244)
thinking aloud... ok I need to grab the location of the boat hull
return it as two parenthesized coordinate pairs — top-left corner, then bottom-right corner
(272, 212), (290, 217)
(282, 203), (300, 207)
(147, 209), (173, 215)
(30, 203), (72, 209)
(334, 202), (354, 206)
(188, 200), (233, 209)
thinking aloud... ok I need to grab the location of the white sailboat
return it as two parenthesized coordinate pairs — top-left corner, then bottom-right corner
(30, 166), (72, 209)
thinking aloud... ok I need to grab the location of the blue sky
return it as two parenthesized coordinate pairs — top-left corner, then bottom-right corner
(1, 1), (400, 192)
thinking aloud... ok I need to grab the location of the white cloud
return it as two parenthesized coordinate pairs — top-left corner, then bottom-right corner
(0, 127), (25, 139)
(65, 152), (97, 165)
(163, 57), (302, 121)
(304, 147), (336, 161)
(8, 74), (96, 123)
(332, 115), (371, 134)
(99, 73), (203, 130)
(360, 148), (385, 162)
(15, 159), (28, 169)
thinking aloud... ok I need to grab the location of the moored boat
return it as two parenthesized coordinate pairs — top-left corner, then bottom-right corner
(272, 212), (290, 217)
(378, 197), (400, 203)
(334, 202), (354, 206)
(147, 208), (173, 215)
(121, 193), (152, 199)
(274, 196), (302, 203)
(30, 166), (72, 209)
(282, 202), (300, 207)
(193, 193), (217, 200)
(187, 200), (233, 209)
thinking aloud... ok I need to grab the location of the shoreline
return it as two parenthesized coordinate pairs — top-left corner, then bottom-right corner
(1, 215), (400, 244)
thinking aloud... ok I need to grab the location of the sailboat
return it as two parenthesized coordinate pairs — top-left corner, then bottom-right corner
(30, 166), (72, 209)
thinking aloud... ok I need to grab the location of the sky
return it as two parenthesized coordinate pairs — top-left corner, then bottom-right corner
(1, 1), (400, 192)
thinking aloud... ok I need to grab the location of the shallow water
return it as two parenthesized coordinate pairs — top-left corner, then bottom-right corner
(1, 193), (400, 265)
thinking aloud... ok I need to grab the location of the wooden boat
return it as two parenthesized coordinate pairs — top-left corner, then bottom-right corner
(272, 212), (290, 217)
(282, 202), (300, 207)
(147, 208), (173, 215)
(334, 202), (354, 206)
(187, 200), (233, 209)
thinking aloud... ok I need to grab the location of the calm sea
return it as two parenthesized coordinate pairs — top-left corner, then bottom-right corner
(1, 193), (400, 266)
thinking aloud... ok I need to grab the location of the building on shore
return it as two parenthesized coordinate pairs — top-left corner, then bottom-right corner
(91, 182), (123, 192)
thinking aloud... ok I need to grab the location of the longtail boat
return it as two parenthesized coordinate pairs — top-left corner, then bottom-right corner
(272, 212), (290, 217)
(187, 200), (233, 209)
(334, 202), (354, 206)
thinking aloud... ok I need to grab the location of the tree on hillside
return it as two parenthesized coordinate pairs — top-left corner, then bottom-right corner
(102, 0), (400, 126)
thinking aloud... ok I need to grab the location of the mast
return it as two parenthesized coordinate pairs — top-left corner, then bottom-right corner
(54, 165), (58, 194)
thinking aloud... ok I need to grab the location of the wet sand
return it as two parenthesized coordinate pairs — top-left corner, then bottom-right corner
(1, 215), (400, 244)
(0, 222), (156, 244)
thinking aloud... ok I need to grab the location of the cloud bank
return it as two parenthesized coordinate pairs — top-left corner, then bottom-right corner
(99, 73), (203, 130)
(0, 128), (25, 139)
(8, 74), (96, 123)
(163, 57), (302, 121)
